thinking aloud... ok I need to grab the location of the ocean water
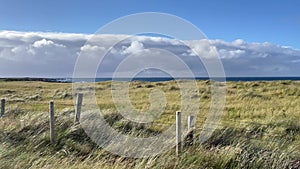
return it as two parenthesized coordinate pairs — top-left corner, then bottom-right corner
(68, 77), (300, 83)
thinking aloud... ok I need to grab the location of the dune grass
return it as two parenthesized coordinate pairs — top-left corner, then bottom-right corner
(0, 80), (299, 168)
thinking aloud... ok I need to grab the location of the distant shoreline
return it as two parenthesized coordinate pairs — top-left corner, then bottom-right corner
(1, 77), (300, 83)
(0, 77), (67, 83)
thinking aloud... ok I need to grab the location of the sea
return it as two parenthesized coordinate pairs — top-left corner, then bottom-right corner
(65, 77), (300, 83)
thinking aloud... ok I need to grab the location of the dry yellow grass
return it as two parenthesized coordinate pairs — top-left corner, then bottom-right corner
(0, 80), (299, 168)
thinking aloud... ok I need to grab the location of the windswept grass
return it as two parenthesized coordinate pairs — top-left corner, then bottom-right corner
(0, 80), (299, 168)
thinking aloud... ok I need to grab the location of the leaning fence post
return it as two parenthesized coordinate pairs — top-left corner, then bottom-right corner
(74, 93), (83, 124)
(176, 111), (181, 156)
(1, 99), (5, 117)
(49, 100), (55, 143)
(186, 115), (195, 146)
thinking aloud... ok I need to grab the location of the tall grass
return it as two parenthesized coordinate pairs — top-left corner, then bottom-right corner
(0, 80), (299, 168)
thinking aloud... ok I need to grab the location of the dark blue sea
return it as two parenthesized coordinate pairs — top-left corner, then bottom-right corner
(67, 77), (300, 83)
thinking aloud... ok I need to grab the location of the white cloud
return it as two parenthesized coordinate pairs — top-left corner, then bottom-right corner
(32, 39), (65, 48)
(121, 41), (149, 55)
(0, 30), (300, 77)
(80, 44), (105, 52)
(0, 31), (87, 77)
(186, 39), (218, 59)
(232, 39), (245, 47)
(219, 49), (245, 59)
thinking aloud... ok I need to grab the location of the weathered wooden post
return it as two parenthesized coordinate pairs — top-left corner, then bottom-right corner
(186, 115), (195, 146)
(1, 99), (5, 117)
(49, 100), (55, 143)
(176, 111), (181, 156)
(74, 93), (83, 124)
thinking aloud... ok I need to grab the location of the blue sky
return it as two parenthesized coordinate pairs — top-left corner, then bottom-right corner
(0, 0), (299, 48)
(1, 0), (300, 77)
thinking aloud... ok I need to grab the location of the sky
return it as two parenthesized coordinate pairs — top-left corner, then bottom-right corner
(1, 0), (299, 48)
(0, 0), (300, 77)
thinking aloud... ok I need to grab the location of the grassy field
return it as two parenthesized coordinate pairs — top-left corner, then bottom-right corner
(0, 80), (299, 168)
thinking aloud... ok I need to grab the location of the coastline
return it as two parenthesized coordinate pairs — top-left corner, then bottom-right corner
(1, 77), (300, 83)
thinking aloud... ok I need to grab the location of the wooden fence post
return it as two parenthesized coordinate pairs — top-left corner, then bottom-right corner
(176, 111), (181, 156)
(49, 100), (55, 143)
(74, 93), (83, 124)
(186, 115), (195, 146)
(1, 99), (5, 117)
